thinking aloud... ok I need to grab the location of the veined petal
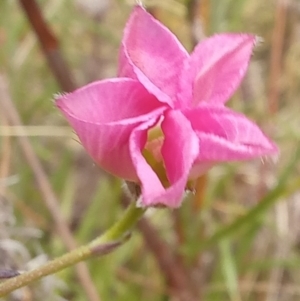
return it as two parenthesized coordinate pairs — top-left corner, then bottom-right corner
(130, 110), (199, 208)
(56, 78), (166, 180)
(119, 5), (189, 107)
(179, 34), (257, 107)
(184, 106), (278, 161)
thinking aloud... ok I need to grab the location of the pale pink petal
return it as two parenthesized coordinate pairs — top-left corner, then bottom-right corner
(178, 34), (257, 107)
(130, 110), (199, 207)
(118, 5), (189, 107)
(184, 106), (278, 161)
(56, 78), (166, 180)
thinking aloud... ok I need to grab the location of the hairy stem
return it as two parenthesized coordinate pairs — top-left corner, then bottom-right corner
(0, 202), (145, 297)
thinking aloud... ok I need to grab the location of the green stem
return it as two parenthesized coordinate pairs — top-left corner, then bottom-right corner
(0, 202), (145, 297)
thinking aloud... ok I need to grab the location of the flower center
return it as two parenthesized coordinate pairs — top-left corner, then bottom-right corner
(142, 126), (169, 188)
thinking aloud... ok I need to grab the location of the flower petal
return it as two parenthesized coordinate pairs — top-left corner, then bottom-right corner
(160, 110), (199, 206)
(56, 78), (163, 124)
(130, 110), (199, 208)
(56, 78), (166, 180)
(179, 34), (257, 107)
(129, 118), (166, 203)
(184, 106), (278, 161)
(119, 5), (189, 107)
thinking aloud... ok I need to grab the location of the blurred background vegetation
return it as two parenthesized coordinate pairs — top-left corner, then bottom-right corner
(0, 0), (300, 300)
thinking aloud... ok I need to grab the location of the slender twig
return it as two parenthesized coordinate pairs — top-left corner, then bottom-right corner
(267, 5), (293, 282)
(186, 0), (209, 211)
(137, 217), (199, 301)
(185, 4), (209, 299)
(268, 0), (288, 114)
(259, 0), (288, 208)
(0, 113), (12, 197)
(19, 0), (76, 92)
(143, 12), (203, 296)
(0, 202), (145, 297)
(14, 1), (101, 298)
(186, 0), (205, 47)
(17, 2), (198, 299)
(0, 75), (101, 301)
(122, 192), (199, 301)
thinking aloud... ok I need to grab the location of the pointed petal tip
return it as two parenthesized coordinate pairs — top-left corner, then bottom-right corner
(54, 91), (69, 106)
(265, 141), (280, 156)
(239, 136), (279, 161)
(180, 33), (259, 107)
(254, 35), (264, 47)
(119, 3), (188, 106)
(204, 33), (258, 48)
(249, 131), (279, 157)
(268, 150), (280, 163)
(133, 2), (146, 11)
(258, 141), (280, 165)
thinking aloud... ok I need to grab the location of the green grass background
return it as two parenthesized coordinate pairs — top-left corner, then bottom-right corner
(1, 0), (300, 300)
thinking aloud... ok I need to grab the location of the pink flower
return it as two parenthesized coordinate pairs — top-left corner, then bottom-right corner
(56, 6), (277, 208)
